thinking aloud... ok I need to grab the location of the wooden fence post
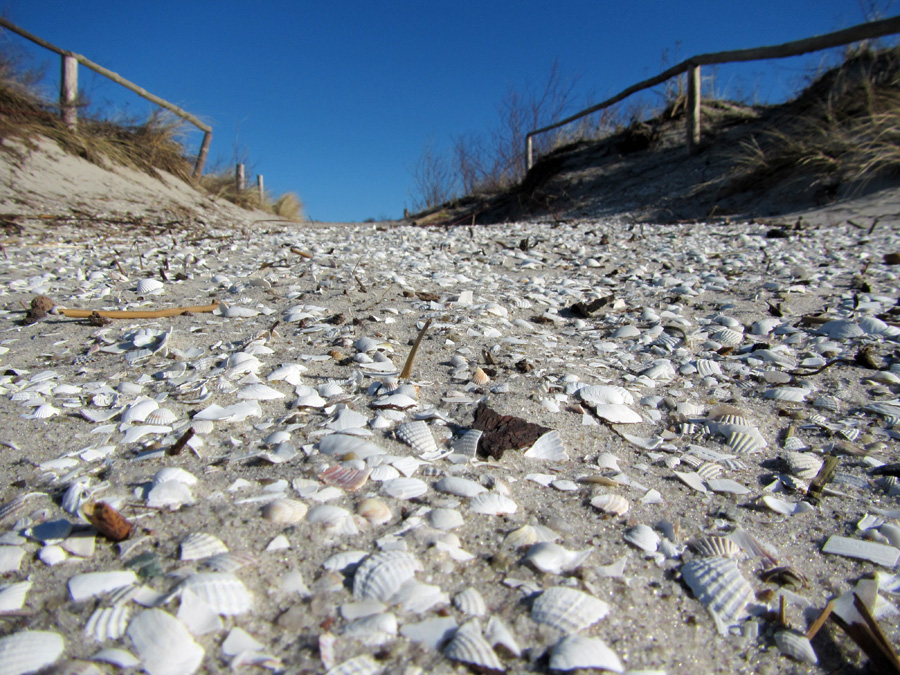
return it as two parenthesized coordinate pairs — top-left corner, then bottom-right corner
(60, 54), (78, 130)
(686, 64), (701, 155)
(192, 130), (211, 180)
(257, 175), (264, 202)
(526, 134), (534, 172)
(235, 163), (245, 192)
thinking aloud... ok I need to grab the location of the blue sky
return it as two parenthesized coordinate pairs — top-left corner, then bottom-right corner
(0, 1), (894, 221)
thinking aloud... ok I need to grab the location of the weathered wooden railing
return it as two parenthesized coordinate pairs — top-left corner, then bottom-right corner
(525, 15), (900, 171)
(0, 17), (212, 179)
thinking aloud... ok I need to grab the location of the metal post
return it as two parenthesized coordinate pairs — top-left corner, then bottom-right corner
(60, 54), (78, 130)
(686, 64), (701, 155)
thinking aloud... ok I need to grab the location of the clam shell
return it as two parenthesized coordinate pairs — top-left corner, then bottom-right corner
(549, 634), (624, 673)
(524, 542), (592, 574)
(395, 420), (437, 457)
(178, 573), (252, 615)
(623, 524), (660, 553)
(531, 586), (609, 633)
(452, 429), (482, 459)
(523, 430), (568, 461)
(817, 319), (863, 339)
(357, 498), (392, 525)
(469, 492), (517, 515)
(763, 386), (810, 402)
(180, 533), (228, 561)
(121, 398), (158, 424)
(485, 616), (521, 657)
(135, 278), (164, 295)
(306, 505), (358, 534)
(68, 570), (137, 602)
(444, 620), (503, 672)
(689, 535), (741, 559)
(0, 581), (31, 612)
(774, 630), (818, 664)
(353, 551), (423, 602)
(726, 431), (765, 454)
(319, 434), (386, 460)
(710, 327), (743, 346)
(237, 383), (284, 400)
(453, 587), (487, 616)
(126, 609), (204, 675)
(784, 451), (823, 480)
(591, 403), (642, 424)
(265, 498), (310, 525)
(590, 493), (629, 516)
(144, 407), (178, 425)
(0, 630), (65, 674)
(434, 476), (487, 498)
(504, 523), (560, 548)
(428, 508), (465, 531)
(760, 496), (815, 516)
(681, 556), (753, 634)
(319, 465), (370, 492)
(85, 605), (131, 642)
(578, 384), (634, 406)
(471, 368), (490, 386)
(381, 477), (428, 500)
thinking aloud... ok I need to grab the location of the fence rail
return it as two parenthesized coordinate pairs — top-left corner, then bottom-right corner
(526, 15), (900, 170)
(0, 17), (212, 179)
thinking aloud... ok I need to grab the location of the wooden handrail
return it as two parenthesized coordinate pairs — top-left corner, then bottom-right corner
(526, 15), (900, 168)
(0, 17), (212, 178)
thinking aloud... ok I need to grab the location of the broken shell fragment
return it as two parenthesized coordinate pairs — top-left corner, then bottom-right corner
(524, 542), (592, 574)
(0, 630), (65, 675)
(681, 556), (753, 635)
(531, 586), (609, 633)
(549, 634), (624, 673)
(444, 620), (504, 673)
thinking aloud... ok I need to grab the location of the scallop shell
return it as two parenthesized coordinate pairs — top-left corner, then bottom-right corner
(784, 451), (823, 480)
(126, 609), (204, 675)
(763, 386), (811, 402)
(85, 604), (131, 642)
(578, 384), (634, 406)
(434, 476), (487, 498)
(178, 573), (252, 615)
(623, 524), (660, 553)
(590, 493), (629, 516)
(550, 634), (624, 673)
(524, 542), (592, 574)
(319, 465), (370, 492)
(68, 570), (138, 602)
(381, 477), (428, 500)
(353, 551), (423, 601)
(531, 586), (609, 633)
(774, 629), (818, 664)
(357, 498), (392, 525)
(135, 278), (164, 295)
(471, 368), (491, 386)
(180, 533), (228, 561)
(121, 398), (159, 424)
(710, 327), (743, 346)
(452, 429), (482, 459)
(453, 587), (487, 616)
(504, 523), (560, 548)
(144, 407), (178, 425)
(681, 556), (754, 634)
(523, 430), (568, 461)
(324, 654), (382, 675)
(726, 431), (765, 454)
(469, 492), (517, 515)
(0, 581), (31, 612)
(689, 535), (741, 559)
(0, 630), (65, 674)
(395, 420), (437, 457)
(444, 620), (503, 672)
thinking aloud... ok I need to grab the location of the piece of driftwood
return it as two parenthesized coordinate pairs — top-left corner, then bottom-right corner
(829, 593), (900, 674)
(472, 402), (551, 460)
(58, 302), (219, 319)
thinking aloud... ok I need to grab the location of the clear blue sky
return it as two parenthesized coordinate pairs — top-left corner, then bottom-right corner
(1, 1), (894, 221)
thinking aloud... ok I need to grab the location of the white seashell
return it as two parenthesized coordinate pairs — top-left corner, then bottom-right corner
(674, 471), (708, 494)
(180, 533), (228, 561)
(144, 408), (177, 425)
(504, 523), (560, 548)
(681, 556), (754, 634)
(30, 403), (59, 419)
(121, 398), (159, 424)
(784, 451), (823, 480)
(689, 535), (741, 559)
(237, 383), (284, 400)
(434, 476), (487, 498)
(319, 434), (386, 460)
(523, 430), (568, 461)
(763, 386), (810, 402)
(327, 407), (370, 431)
(525, 542), (592, 574)
(485, 615), (521, 657)
(774, 630), (818, 664)
(706, 478), (750, 495)
(531, 586), (609, 633)
(550, 634), (624, 673)
(319, 465), (370, 491)
(357, 498), (392, 525)
(822, 535), (900, 566)
(471, 367), (490, 386)
(267, 363), (307, 385)
(0, 546), (25, 574)
(640, 359), (676, 380)
(85, 604), (131, 642)
(353, 551), (423, 601)
(146, 480), (194, 510)
(381, 477), (428, 500)
(578, 384), (634, 406)
(135, 278), (164, 295)
(710, 327), (743, 346)
(726, 431), (765, 454)
(126, 608), (204, 675)
(201, 551), (256, 573)
(444, 620), (503, 672)
(453, 587), (487, 616)
(751, 318), (781, 335)
(178, 573), (252, 615)
(624, 524), (660, 553)
(306, 505), (358, 534)
(591, 403), (642, 424)
(0, 630), (65, 675)
(590, 493), (629, 516)
(760, 496), (815, 516)
(0, 581), (31, 612)
(371, 393), (417, 410)
(469, 492), (517, 515)
(428, 508), (465, 531)
(817, 319), (863, 339)
(92, 648), (141, 668)
(395, 420), (437, 457)
(68, 570), (137, 602)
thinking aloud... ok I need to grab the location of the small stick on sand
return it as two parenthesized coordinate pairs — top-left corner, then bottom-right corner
(58, 301), (220, 319)
(400, 318), (432, 380)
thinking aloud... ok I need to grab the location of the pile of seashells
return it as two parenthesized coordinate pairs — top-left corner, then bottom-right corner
(0, 216), (898, 674)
